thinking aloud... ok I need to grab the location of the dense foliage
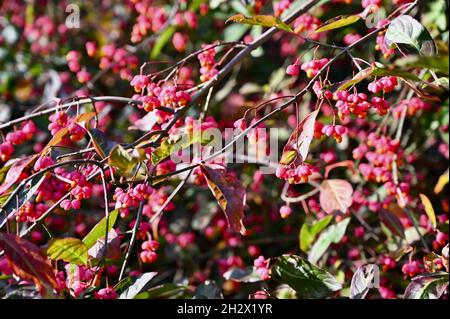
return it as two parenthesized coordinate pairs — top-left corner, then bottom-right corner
(0, 0), (448, 299)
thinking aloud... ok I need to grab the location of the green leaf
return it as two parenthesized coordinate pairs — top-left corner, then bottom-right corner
(404, 272), (449, 299)
(82, 209), (119, 249)
(45, 238), (88, 265)
(108, 145), (145, 177)
(337, 66), (374, 91)
(151, 132), (213, 165)
(308, 218), (351, 264)
(271, 255), (342, 298)
(385, 15), (436, 56)
(150, 25), (177, 59)
(223, 267), (261, 283)
(299, 216), (333, 252)
(135, 283), (189, 299)
(119, 272), (158, 299)
(193, 280), (224, 299)
(395, 55), (449, 75)
(371, 68), (422, 81)
(310, 215), (334, 236)
(299, 223), (313, 252)
(315, 15), (361, 33)
(226, 14), (293, 32)
(279, 149), (297, 165)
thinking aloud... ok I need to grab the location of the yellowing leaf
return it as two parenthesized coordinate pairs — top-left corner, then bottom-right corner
(46, 237), (89, 265)
(419, 194), (437, 229)
(315, 15), (361, 33)
(200, 164), (249, 235)
(226, 14), (293, 32)
(434, 169), (449, 194)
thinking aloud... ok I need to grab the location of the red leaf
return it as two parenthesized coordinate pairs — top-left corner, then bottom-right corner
(280, 109), (319, 165)
(324, 160), (355, 178)
(0, 233), (58, 295)
(379, 210), (405, 238)
(0, 155), (36, 195)
(319, 179), (353, 214)
(200, 164), (249, 236)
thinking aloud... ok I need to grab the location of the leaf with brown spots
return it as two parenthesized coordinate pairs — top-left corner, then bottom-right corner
(200, 164), (249, 236)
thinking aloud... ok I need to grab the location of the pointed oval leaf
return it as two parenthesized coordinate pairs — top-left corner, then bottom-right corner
(0, 155), (36, 195)
(226, 14), (293, 32)
(88, 229), (121, 260)
(281, 109), (319, 165)
(379, 209), (405, 238)
(0, 233), (58, 295)
(319, 179), (353, 215)
(434, 169), (449, 194)
(119, 272), (158, 299)
(46, 237), (88, 265)
(350, 264), (380, 299)
(82, 209), (119, 249)
(419, 194), (437, 229)
(315, 15), (361, 33)
(308, 218), (351, 264)
(385, 15), (436, 56)
(200, 164), (248, 235)
(271, 255), (342, 298)
(404, 272), (449, 299)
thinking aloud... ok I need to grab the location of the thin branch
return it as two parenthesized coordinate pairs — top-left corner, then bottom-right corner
(118, 200), (144, 281)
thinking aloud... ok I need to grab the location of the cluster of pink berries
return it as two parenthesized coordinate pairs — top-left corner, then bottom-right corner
(171, 11), (200, 52)
(130, 2), (168, 43)
(0, 120), (36, 162)
(66, 51), (92, 84)
(401, 260), (423, 277)
(130, 75), (192, 111)
(368, 76), (398, 94)
(393, 97), (430, 118)
(48, 112), (86, 142)
(60, 170), (95, 211)
(354, 133), (402, 186)
(15, 202), (48, 223)
(23, 15), (59, 55)
(253, 255), (270, 280)
(276, 162), (315, 184)
(321, 124), (348, 143)
(140, 238), (159, 263)
(286, 58), (329, 79)
(113, 183), (153, 216)
(99, 44), (138, 80)
(198, 43), (219, 83)
(273, 0), (292, 17)
(293, 14), (322, 40)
